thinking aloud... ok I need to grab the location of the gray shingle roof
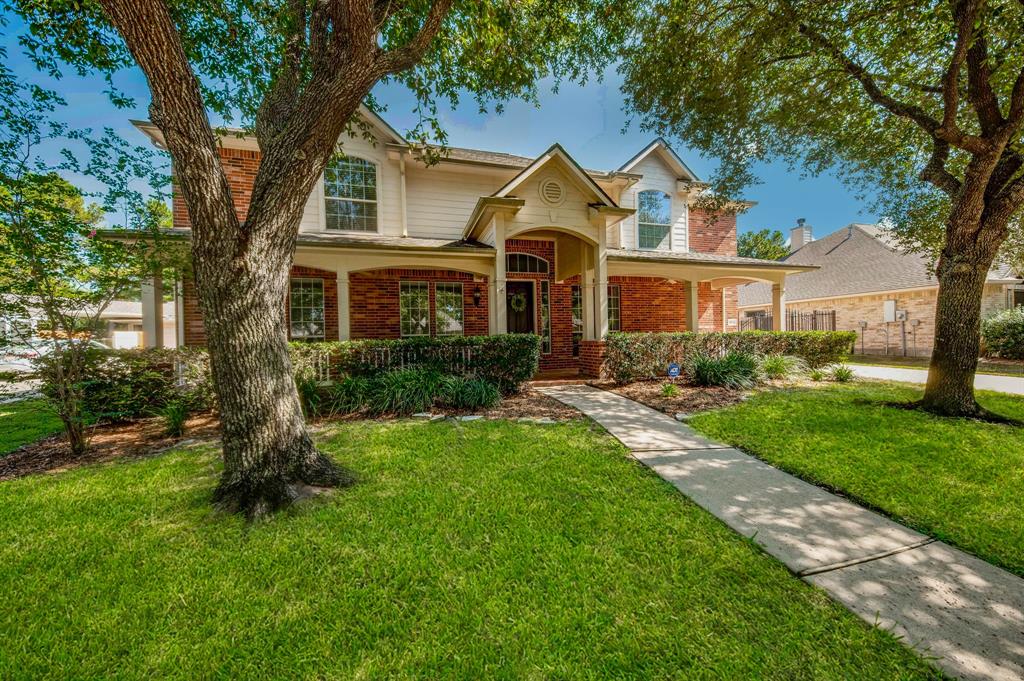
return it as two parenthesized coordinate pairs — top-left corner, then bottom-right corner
(608, 248), (814, 270)
(100, 228), (493, 252)
(737, 224), (1021, 307)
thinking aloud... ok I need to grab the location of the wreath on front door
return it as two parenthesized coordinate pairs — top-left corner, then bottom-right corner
(509, 291), (528, 313)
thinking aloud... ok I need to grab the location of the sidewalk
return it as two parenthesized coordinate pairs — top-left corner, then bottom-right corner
(852, 364), (1024, 395)
(539, 384), (1024, 681)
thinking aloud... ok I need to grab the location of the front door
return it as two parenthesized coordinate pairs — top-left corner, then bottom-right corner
(506, 281), (535, 334)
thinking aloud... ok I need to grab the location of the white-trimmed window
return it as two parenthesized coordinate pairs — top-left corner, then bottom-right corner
(506, 253), (549, 273)
(608, 284), (621, 332)
(435, 283), (464, 336)
(289, 278), (325, 341)
(637, 190), (671, 250)
(324, 155), (377, 232)
(399, 282), (430, 337)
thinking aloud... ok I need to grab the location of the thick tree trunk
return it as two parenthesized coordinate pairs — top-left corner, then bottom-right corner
(195, 239), (351, 518)
(921, 252), (991, 416)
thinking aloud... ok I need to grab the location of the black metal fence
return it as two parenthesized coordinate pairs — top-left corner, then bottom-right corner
(740, 310), (836, 332)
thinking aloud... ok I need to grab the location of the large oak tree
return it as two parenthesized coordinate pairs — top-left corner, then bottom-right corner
(8, 0), (629, 517)
(620, 0), (1024, 417)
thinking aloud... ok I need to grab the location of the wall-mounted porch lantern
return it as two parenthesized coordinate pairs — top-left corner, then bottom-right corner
(473, 286), (483, 307)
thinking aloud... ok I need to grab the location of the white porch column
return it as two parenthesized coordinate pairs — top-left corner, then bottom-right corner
(594, 228), (609, 339)
(581, 241), (595, 341)
(141, 272), (164, 349)
(492, 215), (507, 334)
(684, 280), (699, 332)
(337, 269), (350, 340)
(772, 282), (787, 331)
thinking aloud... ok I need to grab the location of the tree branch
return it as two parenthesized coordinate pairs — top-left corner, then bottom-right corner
(256, 0), (308, 143)
(965, 27), (1004, 135)
(373, 0), (453, 77)
(796, 13), (991, 155)
(97, 0), (240, 247)
(920, 138), (962, 196)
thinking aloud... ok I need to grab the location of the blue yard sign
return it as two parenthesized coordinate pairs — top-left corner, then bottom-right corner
(667, 363), (681, 378)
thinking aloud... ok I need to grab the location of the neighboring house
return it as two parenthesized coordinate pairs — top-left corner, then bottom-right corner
(0, 299), (177, 349)
(130, 108), (811, 376)
(738, 222), (1024, 356)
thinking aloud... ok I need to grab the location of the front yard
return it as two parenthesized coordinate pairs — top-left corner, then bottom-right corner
(689, 382), (1024, 576)
(0, 418), (936, 678)
(0, 399), (62, 455)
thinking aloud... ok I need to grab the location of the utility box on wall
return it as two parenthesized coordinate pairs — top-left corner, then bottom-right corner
(883, 299), (897, 323)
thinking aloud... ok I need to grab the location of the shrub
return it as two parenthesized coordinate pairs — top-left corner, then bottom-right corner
(688, 350), (760, 389)
(366, 368), (444, 415)
(759, 354), (808, 380)
(322, 376), (370, 416)
(660, 382), (679, 397)
(438, 375), (501, 410)
(605, 330), (856, 383)
(292, 334), (540, 395)
(809, 367), (826, 382)
(160, 401), (189, 437)
(982, 307), (1024, 359)
(39, 347), (214, 425)
(830, 364), (855, 382)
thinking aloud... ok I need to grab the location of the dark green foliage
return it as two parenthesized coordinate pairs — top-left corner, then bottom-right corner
(605, 331), (856, 383)
(296, 378), (324, 419)
(366, 368), (444, 416)
(322, 376), (371, 416)
(160, 401), (189, 438)
(688, 351), (760, 390)
(290, 334), (540, 394)
(438, 375), (501, 411)
(38, 347), (213, 424)
(982, 307), (1024, 359)
(738, 229), (788, 260)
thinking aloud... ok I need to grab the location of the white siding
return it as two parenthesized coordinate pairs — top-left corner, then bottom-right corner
(619, 155), (687, 252)
(505, 168), (593, 235)
(404, 166), (513, 240)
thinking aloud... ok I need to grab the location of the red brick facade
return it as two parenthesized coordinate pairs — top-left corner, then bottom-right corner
(173, 146), (260, 228)
(578, 340), (607, 378)
(689, 207), (738, 255)
(349, 269), (489, 339)
(182, 265), (339, 346)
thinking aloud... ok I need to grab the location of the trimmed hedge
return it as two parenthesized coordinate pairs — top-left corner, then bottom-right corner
(290, 334), (540, 394)
(38, 347), (214, 423)
(605, 331), (856, 383)
(982, 306), (1024, 359)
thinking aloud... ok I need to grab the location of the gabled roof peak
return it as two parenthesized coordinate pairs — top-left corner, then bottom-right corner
(618, 138), (701, 182)
(492, 142), (619, 208)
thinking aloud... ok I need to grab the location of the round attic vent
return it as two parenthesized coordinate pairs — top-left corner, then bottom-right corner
(539, 178), (565, 207)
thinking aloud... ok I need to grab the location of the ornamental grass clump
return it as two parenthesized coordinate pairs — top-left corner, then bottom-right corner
(437, 375), (501, 410)
(759, 354), (808, 380)
(366, 368), (444, 416)
(688, 351), (760, 390)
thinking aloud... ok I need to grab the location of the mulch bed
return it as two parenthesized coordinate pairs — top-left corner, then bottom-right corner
(610, 380), (747, 415)
(0, 414), (220, 483)
(1, 389), (580, 483)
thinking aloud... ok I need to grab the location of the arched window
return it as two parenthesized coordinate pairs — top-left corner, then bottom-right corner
(324, 155), (377, 232)
(505, 253), (549, 273)
(637, 190), (671, 250)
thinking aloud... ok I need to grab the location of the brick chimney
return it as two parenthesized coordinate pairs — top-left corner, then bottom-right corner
(790, 218), (813, 252)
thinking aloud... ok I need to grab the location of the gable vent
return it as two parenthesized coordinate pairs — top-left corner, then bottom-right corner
(539, 178), (565, 206)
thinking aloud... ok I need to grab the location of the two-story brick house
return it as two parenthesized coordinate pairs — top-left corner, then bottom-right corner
(132, 107), (811, 376)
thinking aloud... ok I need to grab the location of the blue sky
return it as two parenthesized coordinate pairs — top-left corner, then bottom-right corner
(6, 24), (879, 239)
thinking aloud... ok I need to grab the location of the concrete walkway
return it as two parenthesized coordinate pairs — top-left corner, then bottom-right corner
(539, 384), (1024, 681)
(852, 364), (1024, 395)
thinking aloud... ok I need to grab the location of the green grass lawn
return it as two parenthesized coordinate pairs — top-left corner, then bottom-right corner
(0, 419), (937, 679)
(690, 382), (1024, 577)
(0, 399), (62, 455)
